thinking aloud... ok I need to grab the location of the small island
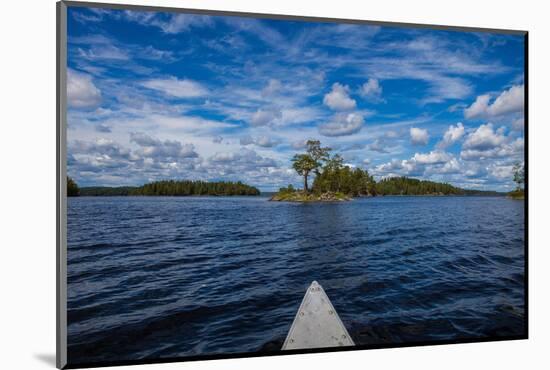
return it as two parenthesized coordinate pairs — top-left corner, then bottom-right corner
(270, 140), (512, 202)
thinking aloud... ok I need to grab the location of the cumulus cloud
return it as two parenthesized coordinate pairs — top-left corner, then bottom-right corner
(68, 138), (138, 175)
(67, 69), (102, 108)
(437, 158), (462, 174)
(70, 138), (132, 159)
(360, 78), (383, 102)
(323, 83), (356, 111)
(410, 127), (429, 145)
(437, 122), (465, 148)
(462, 123), (506, 151)
(488, 163), (515, 180)
(208, 148), (277, 169)
(319, 112), (364, 137)
(464, 84), (524, 119)
(240, 135), (280, 148)
(141, 77), (207, 98)
(254, 136), (280, 148)
(413, 150), (453, 164)
(460, 123), (523, 161)
(374, 149), (459, 178)
(374, 158), (423, 177)
(461, 137), (523, 161)
(130, 132), (198, 159)
(250, 108), (282, 126)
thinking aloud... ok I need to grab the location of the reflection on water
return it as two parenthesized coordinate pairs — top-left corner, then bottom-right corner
(67, 196), (525, 365)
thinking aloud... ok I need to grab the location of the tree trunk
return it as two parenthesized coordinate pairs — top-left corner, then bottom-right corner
(303, 172), (309, 193)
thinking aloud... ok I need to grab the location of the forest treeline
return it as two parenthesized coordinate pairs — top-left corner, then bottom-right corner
(69, 178), (260, 197)
(374, 177), (502, 196)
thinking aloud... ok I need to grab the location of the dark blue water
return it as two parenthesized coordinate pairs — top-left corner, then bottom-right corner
(67, 196), (525, 364)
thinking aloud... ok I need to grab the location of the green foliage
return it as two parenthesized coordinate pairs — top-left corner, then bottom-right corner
(278, 184), (296, 194)
(313, 163), (376, 197)
(513, 162), (525, 190)
(67, 176), (80, 197)
(291, 140), (331, 192)
(79, 186), (138, 196)
(375, 177), (463, 196)
(130, 180), (259, 196)
(79, 180), (260, 196)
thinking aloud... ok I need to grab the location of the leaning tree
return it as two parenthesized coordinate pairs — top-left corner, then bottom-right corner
(291, 140), (331, 192)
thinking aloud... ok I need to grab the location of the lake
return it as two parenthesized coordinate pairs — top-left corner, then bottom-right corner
(67, 196), (525, 364)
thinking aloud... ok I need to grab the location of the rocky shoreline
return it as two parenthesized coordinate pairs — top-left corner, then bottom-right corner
(270, 191), (352, 202)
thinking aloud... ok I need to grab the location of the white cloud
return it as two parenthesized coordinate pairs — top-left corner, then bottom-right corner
(262, 79), (282, 97)
(464, 84), (524, 119)
(250, 108), (282, 127)
(255, 136), (280, 148)
(437, 122), (465, 148)
(410, 127), (429, 145)
(488, 163), (515, 180)
(323, 83), (356, 111)
(208, 148), (277, 169)
(438, 158), (462, 174)
(77, 44), (129, 61)
(160, 14), (213, 33)
(413, 150), (453, 164)
(489, 85), (525, 116)
(319, 112), (364, 137)
(460, 123), (523, 161)
(141, 77), (207, 98)
(240, 135), (280, 148)
(67, 69), (102, 109)
(462, 123), (506, 151)
(123, 11), (213, 34)
(130, 132), (198, 159)
(360, 78), (383, 102)
(512, 117), (524, 131)
(374, 158), (422, 177)
(461, 137), (523, 161)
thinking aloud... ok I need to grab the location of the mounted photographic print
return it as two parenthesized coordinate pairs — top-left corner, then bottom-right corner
(56, 1), (528, 368)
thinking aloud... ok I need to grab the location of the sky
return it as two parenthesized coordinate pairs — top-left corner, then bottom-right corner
(66, 6), (525, 192)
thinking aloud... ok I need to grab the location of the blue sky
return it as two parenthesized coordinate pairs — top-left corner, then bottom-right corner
(66, 6), (525, 191)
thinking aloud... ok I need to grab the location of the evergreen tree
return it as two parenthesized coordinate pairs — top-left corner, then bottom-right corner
(67, 176), (80, 197)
